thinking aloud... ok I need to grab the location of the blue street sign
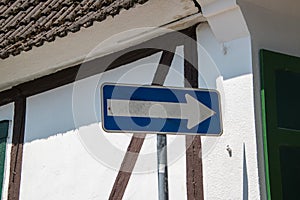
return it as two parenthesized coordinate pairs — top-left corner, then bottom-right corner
(101, 83), (222, 135)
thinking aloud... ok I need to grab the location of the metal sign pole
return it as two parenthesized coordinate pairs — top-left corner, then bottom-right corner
(152, 49), (176, 200)
(157, 134), (169, 200)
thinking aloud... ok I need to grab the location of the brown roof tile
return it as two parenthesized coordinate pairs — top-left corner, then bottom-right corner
(0, 0), (149, 59)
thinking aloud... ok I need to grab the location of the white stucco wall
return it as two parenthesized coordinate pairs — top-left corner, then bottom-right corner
(236, 1), (300, 199)
(16, 23), (260, 200)
(20, 49), (193, 200)
(197, 23), (260, 199)
(0, 103), (14, 200)
(19, 43), (202, 200)
(20, 53), (158, 200)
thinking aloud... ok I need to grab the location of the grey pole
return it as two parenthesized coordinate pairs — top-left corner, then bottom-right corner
(157, 134), (169, 200)
(152, 49), (176, 200)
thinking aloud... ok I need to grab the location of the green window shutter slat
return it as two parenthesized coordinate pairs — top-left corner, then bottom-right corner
(0, 121), (9, 139)
(0, 120), (9, 197)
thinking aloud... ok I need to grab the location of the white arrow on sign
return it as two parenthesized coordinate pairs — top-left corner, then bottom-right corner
(107, 94), (215, 129)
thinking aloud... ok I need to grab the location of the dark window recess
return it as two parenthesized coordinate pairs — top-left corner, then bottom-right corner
(0, 121), (9, 196)
(280, 146), (300, 200)
(275, 70), (300, 130)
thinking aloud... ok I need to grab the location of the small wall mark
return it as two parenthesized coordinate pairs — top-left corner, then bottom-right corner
(226, 145), (232, 157)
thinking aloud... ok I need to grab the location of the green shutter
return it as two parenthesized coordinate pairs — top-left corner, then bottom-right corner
(260, 50), (300, 200)
(0, 120), (9, 197)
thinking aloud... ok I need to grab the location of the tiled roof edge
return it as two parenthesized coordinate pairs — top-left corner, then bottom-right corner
(0, 0), (149, 59)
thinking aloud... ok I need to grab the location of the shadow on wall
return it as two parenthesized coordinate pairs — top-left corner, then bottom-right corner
(24, 24), (253, 143)
(197, 23), (252, 82)
(24, 52), (164, 142)
(243, 143), (249, 200)
(237, 0), (300, 58)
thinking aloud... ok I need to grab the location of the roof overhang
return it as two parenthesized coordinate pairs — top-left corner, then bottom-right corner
(0, 0), (203, 91)
(195, 0), (249, 42)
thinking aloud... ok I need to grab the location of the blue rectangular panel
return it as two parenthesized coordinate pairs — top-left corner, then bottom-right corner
(101, 83), (222, 135)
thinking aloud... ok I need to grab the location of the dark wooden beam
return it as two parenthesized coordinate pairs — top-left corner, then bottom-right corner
(108, 134), (146, 200)
(184, 26), (204, 200)
(0, 48), (160, 107)
(8, 96), (26, 200)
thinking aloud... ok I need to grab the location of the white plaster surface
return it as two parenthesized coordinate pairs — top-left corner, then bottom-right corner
(197, 23), (260, 200)
(17, 22), (260, 200)
(0, 104), (13, 122)
(20, 53), (161, 200)
(20, 50), (191, 200)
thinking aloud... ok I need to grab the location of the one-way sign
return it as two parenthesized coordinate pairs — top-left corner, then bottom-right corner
(101, 83), (222, 135)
